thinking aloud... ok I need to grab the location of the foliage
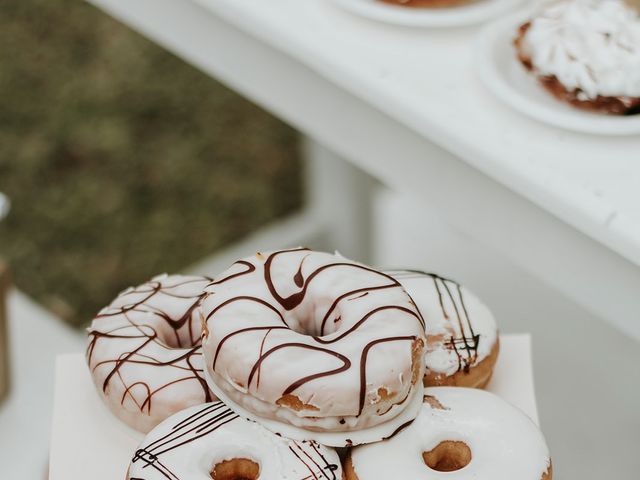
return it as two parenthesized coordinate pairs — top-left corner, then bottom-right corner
(0, 0), (302, 326)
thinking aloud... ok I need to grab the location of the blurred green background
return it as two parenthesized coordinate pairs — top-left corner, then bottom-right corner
(0, 0), (303, 327)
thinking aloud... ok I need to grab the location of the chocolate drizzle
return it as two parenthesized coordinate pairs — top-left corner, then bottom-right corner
(248, 343), (352, 394)
(386, 270), (480, 373)
(129, 402), (340, 480)
(358, 335), (417, 415)
(86, 275), (214, 429)
(263, 249), (422, 330)
(208, 260), (256, 286)
(203, 248), (425, 423)
(382, 419), (413, 441)
(288, 441), (339, 480)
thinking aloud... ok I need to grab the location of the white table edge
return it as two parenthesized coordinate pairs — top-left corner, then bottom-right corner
(191, 0), (640, 270)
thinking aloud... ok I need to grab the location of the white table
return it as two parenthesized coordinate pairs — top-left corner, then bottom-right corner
(88, 0), (640, 343)
(0, 290), (83, 480)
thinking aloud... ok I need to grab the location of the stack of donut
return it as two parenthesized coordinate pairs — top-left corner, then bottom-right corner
(86, 247), (552, 480)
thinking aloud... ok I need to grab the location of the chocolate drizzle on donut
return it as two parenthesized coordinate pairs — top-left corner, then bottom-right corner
(382, 419), (413, 441)
(208, 260), (256, 286)
(248, 343), (352, 394)
(203, 248), (425, 423)
(288, 441), (340, 480)
(263, 249), (424, 332)
(86, 275), (214, 424)
(358, 335), (417, 415)
(386, 270), (480, 373)
(130, 402), (339, 480)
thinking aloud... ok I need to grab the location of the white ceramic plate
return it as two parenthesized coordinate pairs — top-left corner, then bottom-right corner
(476, 13), (640, 136)
(329, 0), (527, 28)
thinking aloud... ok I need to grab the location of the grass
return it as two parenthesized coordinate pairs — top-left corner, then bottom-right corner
(0, 0), (303, 327)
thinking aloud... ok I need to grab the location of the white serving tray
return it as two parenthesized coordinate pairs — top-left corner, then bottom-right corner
(49, 334), (539, 480)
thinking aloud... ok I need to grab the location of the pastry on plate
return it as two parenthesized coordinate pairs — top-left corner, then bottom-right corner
(514, 0), (640, 115)
(380, 0), (475, 9)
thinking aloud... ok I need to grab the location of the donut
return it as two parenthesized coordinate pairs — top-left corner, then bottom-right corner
(514, 0), (640, 116)
(346, 387), (552, 480)
(386, 270), (499, 389)
(126, 401), (343, 480)
(86, 274), (215, 433)
(199, 248), (426, 443)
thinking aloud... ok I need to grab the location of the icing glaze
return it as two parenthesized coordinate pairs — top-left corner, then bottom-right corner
(520, 0), (640, 99)
(127, 401), (342, 480)
(349, 387), (552, 480)
(387, 270), (497, 378)
(199, 248), (426, 435)
(202, 366), (425, 447)
(86, 274), (214, 433)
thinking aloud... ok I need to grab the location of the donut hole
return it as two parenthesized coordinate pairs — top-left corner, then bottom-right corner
(423, 441), (472, 472)
(283, 312), (322, 337)
(210, 458), (260, 480)
(141, 313), (203, 350)
(154, 328), (202, 350)
(284, 302), (342, 338)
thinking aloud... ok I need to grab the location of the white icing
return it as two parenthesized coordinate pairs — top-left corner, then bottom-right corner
(521, 0), (640, 99)
(86, 274), (215, 433)
(127, 401), (342, 480)
(387, 270), (497, 377)
(350, 387), (552, 480)
(199, 248), (426, 433)
(203, 365), (425, 447)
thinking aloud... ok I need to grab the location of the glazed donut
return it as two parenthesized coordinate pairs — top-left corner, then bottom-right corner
(126, 401), (343, 480)
(346, 387), (552, 480)
(387, 270), (499, 388)
(199, 248), (426, 440)
(86, 274), (215, 433)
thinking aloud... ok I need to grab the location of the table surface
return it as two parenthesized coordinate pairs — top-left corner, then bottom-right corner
(0, 290), (83, 480)
(49, 334), (539, 480)
(191, 0), (640, 266)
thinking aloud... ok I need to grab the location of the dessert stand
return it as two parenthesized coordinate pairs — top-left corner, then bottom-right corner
(49, 333), (539, 480)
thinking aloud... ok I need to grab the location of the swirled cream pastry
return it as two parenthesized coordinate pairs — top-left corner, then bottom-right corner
(514, 0), (640, 115)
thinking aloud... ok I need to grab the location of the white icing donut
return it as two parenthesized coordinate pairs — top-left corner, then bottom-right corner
(86, 274), (215, 433)
(386, 270), (498, 386)
(348, 387), (552, 480)
(520, 0), (640, 99)
(199, 248), (426, 439)
(127, 401), (342, 480)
